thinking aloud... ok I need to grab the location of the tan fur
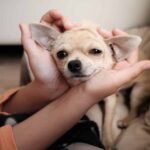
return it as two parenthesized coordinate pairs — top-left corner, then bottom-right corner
(51, 26), (115, 85)
(22, 22), (141, 150)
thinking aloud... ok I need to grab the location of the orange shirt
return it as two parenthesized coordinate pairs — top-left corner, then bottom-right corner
(0, 88), (20, 150)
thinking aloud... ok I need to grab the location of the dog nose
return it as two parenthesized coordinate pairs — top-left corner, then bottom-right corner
(68, 60), (82, 73)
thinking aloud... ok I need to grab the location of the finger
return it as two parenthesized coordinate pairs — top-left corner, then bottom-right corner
(114, 61), (130, 70)
(19, 23), (31, 40)
(97, 28), (112, 38)
(57, 19), (80, 31)
(40, 9), (63, 24)
(112, 28), (128, 36)
(116, 60), (150, 87)
(61, 17), (75, 30)
(54, 19), (62, 27)
(112, 28), (139, 65)
(19, 23), (40, 56)
(126, 49), (139, 64)
(19, 23), (33, 51)
(48, 18), (70, 32)
(41, 9), (75, 31)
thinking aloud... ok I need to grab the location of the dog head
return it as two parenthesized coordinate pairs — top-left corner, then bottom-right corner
(30, 23), (141, 85)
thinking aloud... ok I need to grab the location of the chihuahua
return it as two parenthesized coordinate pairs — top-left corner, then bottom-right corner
(21, 22), (141, 149)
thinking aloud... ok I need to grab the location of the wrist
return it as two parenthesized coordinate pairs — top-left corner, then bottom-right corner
(33, 80), (69, 101)
(71, 85), (99, 107)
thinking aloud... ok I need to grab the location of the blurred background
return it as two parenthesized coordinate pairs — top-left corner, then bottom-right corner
(0, 0), (150, 93)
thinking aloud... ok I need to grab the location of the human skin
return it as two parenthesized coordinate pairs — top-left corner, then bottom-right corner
(12, 58), (150, 150)
(2, 10), (140, 114)
(3, 10), (73, 114)
(2, 9), (150, 150)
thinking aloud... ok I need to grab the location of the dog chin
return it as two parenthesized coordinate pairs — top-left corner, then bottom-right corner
(67, 77), (88, 86)
(64, 69), (100, 86)
(67, 72), (97, 86)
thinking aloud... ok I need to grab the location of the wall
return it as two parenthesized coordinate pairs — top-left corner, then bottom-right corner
(0, 0), (150, 44)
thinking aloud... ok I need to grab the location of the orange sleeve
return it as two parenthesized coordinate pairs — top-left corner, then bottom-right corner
(0, 88), (21, 150)
(0, 125), (17, 150)
(0, 87), (21, 114)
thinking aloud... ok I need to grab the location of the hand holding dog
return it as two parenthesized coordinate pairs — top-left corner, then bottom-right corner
(20, 9), (150, 104)
(19, 10), (79, 100)
(80, 28), (150, 103)
(3, 10), (77, 113)
(5, 10), (150, 150)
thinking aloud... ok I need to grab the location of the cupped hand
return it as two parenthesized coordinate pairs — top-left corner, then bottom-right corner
(80, 59), (150, 103)
(79, 28), (150, 103)
(19, 9), (78, 100)
(40, 9), (79, 31)
(98, 28), (139, 66)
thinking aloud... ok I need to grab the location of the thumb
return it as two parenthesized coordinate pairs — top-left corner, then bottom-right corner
(19, 23), (32, 52)
(19, 23), (40, 57)
(19, 23), (31, 43)
(112, 28), (128, 36)
(115, 60), (150, 88)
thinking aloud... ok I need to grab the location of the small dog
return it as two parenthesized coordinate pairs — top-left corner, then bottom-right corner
(21, 22), (141, 149)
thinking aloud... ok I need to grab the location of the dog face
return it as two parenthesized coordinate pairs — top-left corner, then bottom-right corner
(30, 23), (141, 85)
(52, 28), (115, 84)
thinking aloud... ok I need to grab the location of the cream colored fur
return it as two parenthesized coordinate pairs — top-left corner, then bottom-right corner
(25, 22), (141, 150)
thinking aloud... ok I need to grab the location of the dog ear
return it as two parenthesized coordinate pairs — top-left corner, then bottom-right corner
(105, 35), (142, 61)
(29, 23), (60, 51)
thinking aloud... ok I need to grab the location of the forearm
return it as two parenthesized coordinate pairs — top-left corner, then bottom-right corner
(3, 81), (56, 114)
(13, 87), (95, 150)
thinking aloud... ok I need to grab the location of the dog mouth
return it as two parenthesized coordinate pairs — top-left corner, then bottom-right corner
(71, 69), (98, 79)
(73, 74), (90, 78)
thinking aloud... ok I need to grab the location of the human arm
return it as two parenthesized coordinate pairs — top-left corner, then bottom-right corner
(12, 57), (150, 150)
(2, 20), (148, 114)
(12, 25), (150, 149)
(2, 10), (77, 114)
(2, 19), (150, 150)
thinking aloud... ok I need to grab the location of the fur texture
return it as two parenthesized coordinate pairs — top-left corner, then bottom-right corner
(21, 22), (141, 150)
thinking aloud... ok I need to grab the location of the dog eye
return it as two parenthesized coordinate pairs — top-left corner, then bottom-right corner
(89, 48), (102, 55)
(57, 50), (68, 59)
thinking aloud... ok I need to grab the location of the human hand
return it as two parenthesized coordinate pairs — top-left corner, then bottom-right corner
(78, 28), (150, 103)
(40, 9), (79, 31)
(79, 59), (150, 103)
(98, 28), (139, 66)
(19, 10), (77, 100)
